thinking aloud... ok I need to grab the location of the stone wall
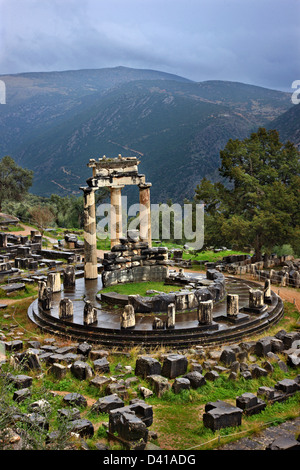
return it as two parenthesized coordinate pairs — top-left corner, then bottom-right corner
(101, 232), (170, 287)
(102, 264), (169, 287)
(219, 255), (300, 288)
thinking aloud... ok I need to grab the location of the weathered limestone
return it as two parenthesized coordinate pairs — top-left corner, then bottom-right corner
(63, 393), (87, 408)
(83, 300), (97, 325)
(0, 232), (8, 247)
(58, 298), (73, 319)
(91, 394), (124, 414)
(47, 272), (61, 293)
(236, 392), (266, 416)
(227, 294), (239, 317)
(51, 363), (67, 380)
(135, 356), (162, 378)
(38, 281), (52, 311)
(63, 265), (76, 287)
(120, 304), (135, 329)
(93, 357), (110, 373)
(198, 299), (213, 325)
(220, 347), (236, 366)
(203, 400), (243, 431)
(108, 399), (152, 447)
(152, 317), (165, 329)
(110, 185), (123, 248)
(166, 303), (175, 329)
(183, 371), (206, 389)
(172, 377), (190, 394)
(71, 360), (94, 380)
(264, 279), (272, 303)
(82, 187), (98, 279)
(38, 280), (47, 302)
(249, 289), (264, 309)
(161, 354), (188, 379)
(139, 183), (152, 247)
(83, 156), (153, 277)
(7, 374), (33, 389)
(147, 375), (171, 397)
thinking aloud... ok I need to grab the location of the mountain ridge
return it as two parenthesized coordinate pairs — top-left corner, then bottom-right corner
(0, 66), (295, 204)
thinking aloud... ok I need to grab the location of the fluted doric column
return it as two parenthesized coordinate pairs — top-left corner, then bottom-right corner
(82, 187), (98, 279)
(110, 185), (123, 248)
(139, 183), (152, 247)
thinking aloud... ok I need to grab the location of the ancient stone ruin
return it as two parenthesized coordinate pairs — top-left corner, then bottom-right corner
(81, 155), (152, 279)
(21, 156), (284, 349)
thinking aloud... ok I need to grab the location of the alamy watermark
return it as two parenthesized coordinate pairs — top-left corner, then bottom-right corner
(0, 80), (6, 104)
(291, 80), (300, 104)
(96, 197), (204, 250)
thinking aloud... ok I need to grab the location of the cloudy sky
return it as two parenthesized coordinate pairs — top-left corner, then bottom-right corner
(0, 0), (299, 91)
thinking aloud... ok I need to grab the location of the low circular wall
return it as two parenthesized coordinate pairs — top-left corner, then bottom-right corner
(98, 268), (226, 314)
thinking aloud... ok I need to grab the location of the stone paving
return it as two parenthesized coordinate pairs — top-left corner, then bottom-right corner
(218, 416), (300, 450)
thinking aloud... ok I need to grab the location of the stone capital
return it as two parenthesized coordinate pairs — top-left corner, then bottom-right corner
(139, 182), (152, 190)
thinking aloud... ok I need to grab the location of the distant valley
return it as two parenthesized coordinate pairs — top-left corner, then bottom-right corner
(0, 66), (296, 204)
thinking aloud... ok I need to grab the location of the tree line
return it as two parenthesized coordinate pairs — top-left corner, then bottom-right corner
(0, 156), (108, 234)
(193, 128), (300, 259)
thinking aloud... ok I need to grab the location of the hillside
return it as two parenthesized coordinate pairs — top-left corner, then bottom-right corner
(267, 103), (300, 150)
(0, 67), (294, 203)
(0, 66), (190, 156)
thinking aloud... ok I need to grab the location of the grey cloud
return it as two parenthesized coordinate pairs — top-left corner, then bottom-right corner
(0, 0), (299, 91)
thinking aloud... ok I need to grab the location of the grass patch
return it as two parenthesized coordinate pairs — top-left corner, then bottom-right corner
(99, 281), (179, 297)
(97, 237), (110, 250)
(182, 249), (249, 263)
(5, 224), (25, 232)
(0, 283), (38, 300)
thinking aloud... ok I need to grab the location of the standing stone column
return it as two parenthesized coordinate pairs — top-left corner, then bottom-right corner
(110, 185), (123, 248)
(82, 187), (98, 280)
(120, 304), (135, 329)
(264, 279), (272, 303)
(0, 233), (7, 247)
(249, 289), (264, 309)
(166, 303), (175, 329)
(139, 183), (152, 247)
(38, 280), (52, 311)
(84, 300), (97, 325)
(59, 298), (73, 319)
(227, 294), (239, 317)
(47, 272), (61, 293)
(38, 280), (47, 302)
(63, 265), (76, 288)
(198, 300), (213, 325)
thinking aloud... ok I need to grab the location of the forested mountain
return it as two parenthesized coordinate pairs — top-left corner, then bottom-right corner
(0, 67), (294, 203)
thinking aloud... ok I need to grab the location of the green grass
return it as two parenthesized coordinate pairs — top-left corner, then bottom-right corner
(0, 283), (38, 300)
(5, 224), (25, 232)
(153, 241), (249, 263)
(0, 282), (299, 451)
(182, 249), (249, 262)
(97, 237), (110, 250)
(100, 281), (180, 297)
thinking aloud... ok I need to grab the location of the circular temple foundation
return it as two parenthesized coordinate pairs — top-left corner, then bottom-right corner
(28, 270), (284, 349)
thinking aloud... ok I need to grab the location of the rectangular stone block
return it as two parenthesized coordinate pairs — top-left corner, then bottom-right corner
(135, 356), (162, 378)
(203, 400), (243, 431)
(161, 354), (188, 379)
